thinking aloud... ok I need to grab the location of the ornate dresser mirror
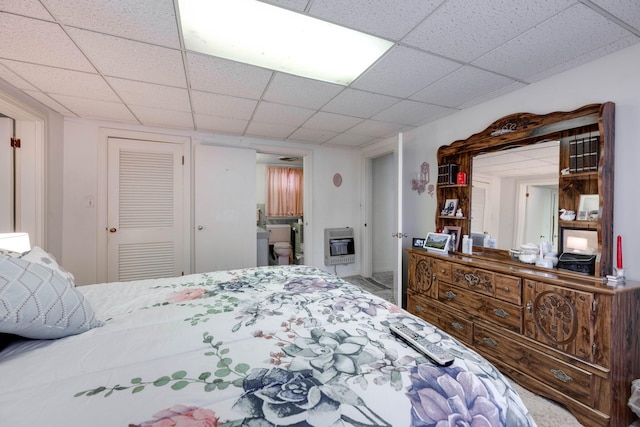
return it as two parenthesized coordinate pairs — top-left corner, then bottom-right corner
(436, 103), (614, 277)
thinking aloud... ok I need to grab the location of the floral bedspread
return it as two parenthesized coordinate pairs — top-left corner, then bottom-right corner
(0, 265), (536, 426)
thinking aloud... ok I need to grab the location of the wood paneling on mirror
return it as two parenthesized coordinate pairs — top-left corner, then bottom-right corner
(436, 103), (614, 277)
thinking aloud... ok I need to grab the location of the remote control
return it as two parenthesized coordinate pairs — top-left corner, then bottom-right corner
(389, 322), (454, 366)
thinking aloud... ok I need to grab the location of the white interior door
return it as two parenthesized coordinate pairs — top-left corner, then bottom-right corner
(0, 117), (12, 232)
(107, 137), (184, 282)
(394, 133), (404, 306)
(194, 144), (256, 273)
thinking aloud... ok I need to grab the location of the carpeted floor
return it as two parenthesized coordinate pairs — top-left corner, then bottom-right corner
(341, 273), (584, 427)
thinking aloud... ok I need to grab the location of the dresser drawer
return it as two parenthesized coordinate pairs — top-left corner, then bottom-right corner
(434, 259), (452, 283)
(474, 324), (593, 406)
(438, 283), (521, 332)
(407, 295), (473, 345)
(451, 264), (495, 296)
(494, 273), (521, 304)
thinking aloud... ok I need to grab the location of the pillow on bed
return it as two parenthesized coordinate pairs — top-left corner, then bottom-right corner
(0, 254), (102, 339)
(19, 246), (76, 285)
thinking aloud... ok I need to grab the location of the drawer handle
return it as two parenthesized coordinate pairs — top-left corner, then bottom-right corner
(451, 322), (464, 331)
(415, 304), (425, 312)
(464, 273), (480, 287)
(503, 286), (509, 292)
(526, 301), (532, 316)
(445, 290), (457, 300)
(551, 369), (573, 383)
(483, 337), (498, 347)
(493, 308), (509, 319)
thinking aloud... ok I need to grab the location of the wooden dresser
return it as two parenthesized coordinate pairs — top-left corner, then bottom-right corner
(406, 248), (640, 427)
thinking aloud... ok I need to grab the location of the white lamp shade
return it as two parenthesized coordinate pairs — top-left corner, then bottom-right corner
(0, 232), (31, 253)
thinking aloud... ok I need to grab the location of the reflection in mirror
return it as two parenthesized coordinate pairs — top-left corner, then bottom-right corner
(471, 140), (559, 251)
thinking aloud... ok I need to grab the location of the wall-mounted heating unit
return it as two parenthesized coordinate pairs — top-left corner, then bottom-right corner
(324, 227), (355, 266)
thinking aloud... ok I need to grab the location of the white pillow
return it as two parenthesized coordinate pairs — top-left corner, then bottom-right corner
(20, 246), (76, 285)
(0, 254), (102, 339)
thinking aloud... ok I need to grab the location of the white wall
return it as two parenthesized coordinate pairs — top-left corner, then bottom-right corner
(402, 42), (640, 280)
(59, 118), (361, 284)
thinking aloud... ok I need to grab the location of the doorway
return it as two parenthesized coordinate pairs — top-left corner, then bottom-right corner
(371, 153), (394, 285)
(0, 92), (45, 247)
(255, 147), (312, 267)
(361, 134), (404, 306)
(0, 116), (14, 232)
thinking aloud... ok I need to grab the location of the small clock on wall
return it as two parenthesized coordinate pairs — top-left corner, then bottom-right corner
(333, 173), (342, 187)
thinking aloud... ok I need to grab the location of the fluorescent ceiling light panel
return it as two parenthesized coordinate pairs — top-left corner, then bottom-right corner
(179, 0), (393, 85)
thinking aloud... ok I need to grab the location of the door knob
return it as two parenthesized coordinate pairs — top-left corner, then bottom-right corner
(197, 225), (204, 230)
(109, 227), (117, 233)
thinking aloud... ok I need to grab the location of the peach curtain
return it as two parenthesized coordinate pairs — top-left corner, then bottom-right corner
(266, 166), (303, 217)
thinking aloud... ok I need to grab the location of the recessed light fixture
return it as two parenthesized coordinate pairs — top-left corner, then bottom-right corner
(178, 0), (394, 85)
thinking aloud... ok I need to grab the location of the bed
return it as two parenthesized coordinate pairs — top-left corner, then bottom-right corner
(0, 251), (536, 426)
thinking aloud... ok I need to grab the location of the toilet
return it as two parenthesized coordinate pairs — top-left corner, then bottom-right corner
(266, 224), (292, 265)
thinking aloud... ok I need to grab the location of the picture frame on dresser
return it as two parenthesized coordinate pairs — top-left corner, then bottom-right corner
(443, 226), (461, 252)
(423, 232), (451, 254)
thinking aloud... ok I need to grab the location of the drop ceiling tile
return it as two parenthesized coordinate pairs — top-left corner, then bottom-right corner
(309, 0), (444, 40)
(129, 105), (194, 129)
(324, 133), (379, 147)
(107, 77), (191, 111)
(0, 0), (54, 20)
(191, 90), (257, 120)
(403, 0), (575, 62)
(67, 28), (186, 87)
(47, 94), (138, 122)
(322, 88), (399, 118)
(187, 53), (273, 99)
(525, 35), (638, 83)
(263, 73), (344, 109)
(591, 0), (640, 30)
(259, 0), (310, 12)
(473, 3), (633, 80)
(457, 81), (527, 109)
(42, 0), (181, 48)
(411, 66), (518, 108)
(287, 127), (339, 144)
(0, 60), (119, 101)
(347, 119), (406, 138)
(245, 121), (297, 140)
(0, 65), (38, 91)
(352, 45), (461, 98)
(0, 13), (95, 72)
(373, 100), (456, 126)
(195, 114), (248, 134)
(23, 90), (75, 115)
(303, 111), (363, 132)
(253, 101), (315, 127)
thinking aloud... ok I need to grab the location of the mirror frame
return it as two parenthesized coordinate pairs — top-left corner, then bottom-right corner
(436, 103), (614, 277)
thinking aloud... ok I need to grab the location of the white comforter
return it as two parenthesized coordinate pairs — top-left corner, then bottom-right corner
(0, 265), (536, 426)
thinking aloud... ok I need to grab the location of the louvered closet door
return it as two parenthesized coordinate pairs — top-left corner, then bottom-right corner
(107, 138), (183, 282)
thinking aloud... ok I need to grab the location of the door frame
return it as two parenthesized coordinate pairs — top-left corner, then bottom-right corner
(251, 144), (313, 267)
(97, 128), (191, 283)
(360, 134), (403, 305)
(0, 90), (46, 247)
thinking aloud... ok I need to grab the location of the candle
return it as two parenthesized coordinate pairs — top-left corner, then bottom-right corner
(617, 235), (623, 269)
